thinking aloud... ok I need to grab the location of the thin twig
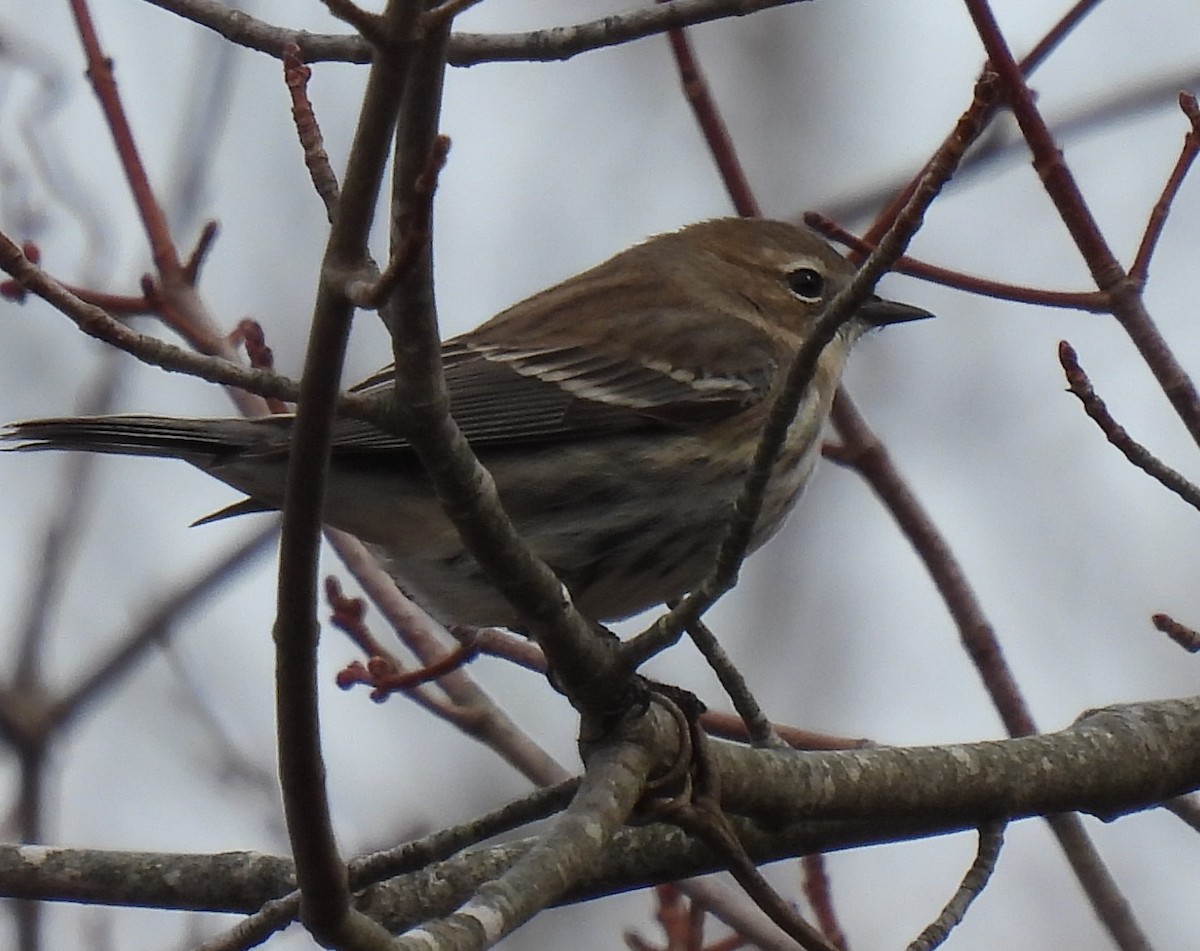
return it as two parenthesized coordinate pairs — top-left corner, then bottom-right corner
(182, 220), (220, 283)
(195, 780), (579, 951)
(807, 213), (1109, 312)
(975, 0), (1158, 926)
(906, 823), (1005, 951)
(826, 6), (1153, 945)
(65, 0), (268, 418)
(352, 134), (451, 308)
(964, 0), (1200, 458)
(325, 577), (466, 713)
(68, 0), (180, 275)
(1059, 340), (1200, 513)
(684, 617), (782, 749)
(323, 532), (570, 787)
(1129, 91), (1200, 284)
(824, 395), (1036, 733)
(282, 44), (340, 221)
(1151, 613), (1200, 653)
(657, 2), (760, 218)
(801, 854), (848, 951)
(1045, 814), (1150, 951)
(826, 391), (1153, 948)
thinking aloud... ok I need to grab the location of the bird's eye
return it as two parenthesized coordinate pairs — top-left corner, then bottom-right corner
(786, 267), (825, 302)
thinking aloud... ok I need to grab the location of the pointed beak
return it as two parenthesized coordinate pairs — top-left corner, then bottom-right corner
(857, 295), (933, 327)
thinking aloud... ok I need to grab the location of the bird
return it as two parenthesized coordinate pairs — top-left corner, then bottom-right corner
(5, 218), (929, 628)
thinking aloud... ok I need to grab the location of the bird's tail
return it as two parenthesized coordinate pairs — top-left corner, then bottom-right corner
(2, 414), (289, 463)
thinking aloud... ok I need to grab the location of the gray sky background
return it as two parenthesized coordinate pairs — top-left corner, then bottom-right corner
(1, 1), (1199, 948)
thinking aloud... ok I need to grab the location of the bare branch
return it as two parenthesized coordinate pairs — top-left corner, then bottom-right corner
(141, 0), (812, 65)
(1059, 340), (1200, 512)
(907, 823), (1005, 951)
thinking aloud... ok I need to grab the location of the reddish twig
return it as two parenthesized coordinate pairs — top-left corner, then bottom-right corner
(229, 320), (288, 413)
(183, 221), (221, 284)
(43, 4), (271, 416)
(624, 884), (709, 951)
(1129, 91), (1200, 284)
(325, 576), (384, 657)
(322, 532), (570, 786)
(963, 0), (1200, 459)
(325, 578), (481, 701)
(1019, 0), (1107, 72)
(2, 270), (152, 314)
(656, 0), (759, 218)
(229, 319), (277, 372)
(3, 221), (222, 316)
(925, 9), (1158, 946)
(69, 0), (246, 377)
(962, 2), (1117, 280)
(0, 212), (280, 421)
(1058, 340), (1200, 513)
(808, 213), (1109, 312)
(337, 643), (479, 702)
(801, 855), (848, 951)
(282, 45), (340, 220)
(68, 0), (181, 276)
(860, 0), (1102, 246)
(325, 575), (475, 704)
(1151, 614), (1200, 653)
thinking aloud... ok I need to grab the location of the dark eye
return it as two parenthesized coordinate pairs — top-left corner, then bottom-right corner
(786, 267), (825, 302)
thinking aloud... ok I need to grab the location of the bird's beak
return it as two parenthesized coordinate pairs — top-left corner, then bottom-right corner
(857, 295), (933, 327)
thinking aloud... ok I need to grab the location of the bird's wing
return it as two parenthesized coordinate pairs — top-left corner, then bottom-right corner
(337, 328), (777, 454)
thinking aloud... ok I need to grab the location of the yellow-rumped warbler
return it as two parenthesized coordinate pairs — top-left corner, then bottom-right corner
(6, 218), (928, 627)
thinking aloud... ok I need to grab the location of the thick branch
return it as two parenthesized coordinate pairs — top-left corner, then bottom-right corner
(0, 698), (1195, 920)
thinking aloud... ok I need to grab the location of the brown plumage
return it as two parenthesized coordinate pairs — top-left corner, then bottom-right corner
(5, 219), (929, 626)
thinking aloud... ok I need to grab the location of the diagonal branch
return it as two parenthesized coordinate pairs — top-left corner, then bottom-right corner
(388, 706), (669, 949)
(625, 79), (985, 667)
(963, 0), (1200, 454)
(379, 19), (626, 717)
(1059, 340), (1200, 513)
